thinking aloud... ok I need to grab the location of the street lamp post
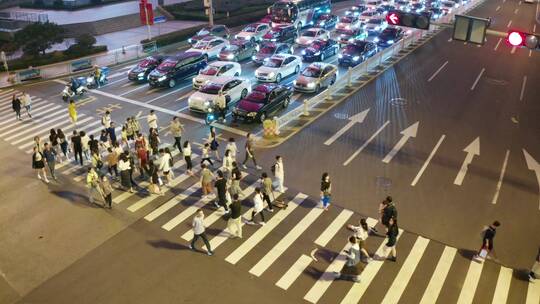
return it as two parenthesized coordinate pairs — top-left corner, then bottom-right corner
(204, 0), (214, 27)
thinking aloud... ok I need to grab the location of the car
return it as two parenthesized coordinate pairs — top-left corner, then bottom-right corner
(363, 17), (388, 34)
(335, 28), (369, 45)
(259, 14), (272, 24)
(218, 39), (258, 62)
(377, 4), (396, 14)
(235, 23), (271, 42)
(293, 62), (337, 93)
(359, 10), (380, 21)
(252, 42), (293, 64)
(188, 25), (230, 45)
(255, 54), (302, 83)
(192, 61), (241, 89)
(367, 0), (383, 8)
(429, 7), (445, 19)
(233, 83), (293, 123)
(127, 55), (165, 82)
(148, 52), (207, 88)
(345, 5), (368, 16)
(186, 36), (229, 60)
(395, 0), (411, 10)
(301, 39), (339, 61)
(314, 14), (338, 29)
(336, 16), (362, 30)
(188, 77), (251, 113)
(296, 28), (330, 46)
(261, 24), (297, 43)
(440, 1), (458, 13)
(338, 40), (378, 66)
(375, 27), (405, 47)
(411, 2), (427, 12)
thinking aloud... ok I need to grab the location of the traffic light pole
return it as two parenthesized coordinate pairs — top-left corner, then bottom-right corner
(431, 21), (507, 38)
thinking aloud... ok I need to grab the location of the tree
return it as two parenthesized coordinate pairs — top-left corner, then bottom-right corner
(75, 33), (96, 48)
(14, 22), (65, 57)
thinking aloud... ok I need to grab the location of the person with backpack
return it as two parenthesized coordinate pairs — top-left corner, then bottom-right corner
(12, 94), (21, 120)
(32, 146), (49, 183)
(272, 155), (285, 194)
(320, 172), (332, 211)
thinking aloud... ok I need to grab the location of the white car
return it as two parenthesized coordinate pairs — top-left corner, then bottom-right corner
(293, 62), (338, 93)
(192, 61), (241, 89)
(188, 76), (251, 113)
(186, 36), (229, 59)
(235, 23), (271, 41)
(364, 17), (388, 34)
(359, 10), (380, 21)
(295, 28), (330, 46)
(255, 54), (302, 83)
(336, 16), (361, 31)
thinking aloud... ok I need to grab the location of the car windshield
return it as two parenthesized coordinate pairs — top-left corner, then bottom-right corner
(157, 60), (176, 72)
(318, 14), (331, 20)
(339, 16), (354, 23)
(302, 30), (318, 37)
(197, 27), (211, 36)
(263, 58), (283, 67)
(245, 90), (268, 103)
(381, 28), (397, 36)
(309, 41), (325, 50)
(345, 43), (366, 52)
(224, 45), (239, 52)
(301, 67), (322, 77)
(138, 58), (156, 68)
(368, 18), (383, 24)
(199, 84), (222, 94)
(199, 66), (220, 76)
(259, 46), (276, 54)
(243, 25), (257, 32)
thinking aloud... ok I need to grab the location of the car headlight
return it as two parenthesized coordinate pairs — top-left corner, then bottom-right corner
(252, 55), (257, 60)
(320, 21), (326, 26)
(348, 38), (354, 42)
(204, 101), (211, 107)
(301, 50), (306, 55)
(188, 38), (193, 43)
(234, 35), (238, 39)
(307, 82), (315, 88)
(314, 51), (321, 55)
(158, 76), (167, 81)
(247, 112), (257, 117)
(387, 39), (394, 44)
(353, 56), (360, 61)
(268, 72), (275, 78)
(296, 38), (301, 43)
(227, 54), (234, 59)
(338, 54), (343, 58)
(137, 72), (145, 77)
(374, 37), (380, 42)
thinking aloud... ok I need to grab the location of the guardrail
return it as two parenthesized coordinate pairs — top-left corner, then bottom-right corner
(275, 0), (486, 132)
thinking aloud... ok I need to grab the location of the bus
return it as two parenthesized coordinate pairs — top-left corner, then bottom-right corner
(269, 0), (332, 29)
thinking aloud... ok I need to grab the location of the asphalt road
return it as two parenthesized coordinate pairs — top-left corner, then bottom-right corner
(0, 0), (539, 303)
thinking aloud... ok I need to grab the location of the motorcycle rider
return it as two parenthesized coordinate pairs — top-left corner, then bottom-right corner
(70, 77), (80, 94)
(94, 66), (102, 88)
(215, 91), (227, 123)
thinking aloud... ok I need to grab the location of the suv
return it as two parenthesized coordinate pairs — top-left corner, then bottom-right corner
(188, 25), (230, 45)
(148, 52), (207, 88)
(261, 25), (297, 43)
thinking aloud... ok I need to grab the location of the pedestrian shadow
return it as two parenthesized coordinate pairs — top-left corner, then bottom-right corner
(146, 239), (186, 250)
(49, 190), (101, 208)
(315, 247), (338, 264)
(304, 266), (324, 280)
(512, 268), (531, 282)
(458, 248), (477, 260)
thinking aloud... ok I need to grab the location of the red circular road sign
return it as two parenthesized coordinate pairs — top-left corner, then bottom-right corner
(386, 12), (400, 25)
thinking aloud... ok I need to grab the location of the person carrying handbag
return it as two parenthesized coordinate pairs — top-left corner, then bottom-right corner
(473, 221), (500, 263)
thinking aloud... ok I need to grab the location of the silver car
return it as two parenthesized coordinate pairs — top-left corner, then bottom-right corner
(293, 62), (338, 93)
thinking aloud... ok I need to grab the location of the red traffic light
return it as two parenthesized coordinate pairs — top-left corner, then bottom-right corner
(506, 30), (540, 49)
(386, 12), (400, 25)
(507, 31), (525, 46)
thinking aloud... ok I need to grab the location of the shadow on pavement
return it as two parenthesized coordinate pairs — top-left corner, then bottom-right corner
(512, 268), (532, 282)
(147, 239), (187, 250)
(50, 190), (101, 208)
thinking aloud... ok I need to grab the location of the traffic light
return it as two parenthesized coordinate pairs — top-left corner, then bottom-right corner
(506, 30), (539, 49)
(385, 10), (431, 30)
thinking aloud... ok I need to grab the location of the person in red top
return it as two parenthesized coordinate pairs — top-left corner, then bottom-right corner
(137, 144), (149, 179)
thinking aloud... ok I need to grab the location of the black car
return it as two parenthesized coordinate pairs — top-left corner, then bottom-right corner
(302, 39), (339, 61)
(232, 83), (293, 123)
(338, 40), (378, 66)
(375, 27), (404, 48)
(379, 4), (396, 14)
(188, 24), (230, 45)
(128, 55), (165, 82)
(314, 14), (338, 29)
(411, 3), (427, 12)
(148, 52), (207, 88)
(261, 25), (297, 43)
(335, 28), (368, 45)
(345, 5), (368, 16)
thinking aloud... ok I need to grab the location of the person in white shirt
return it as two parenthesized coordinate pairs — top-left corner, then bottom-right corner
(118, 153), (133, 193)
(221, 149), (233, 180)
(183, 141), (194, 176)
(215, 91), (227, 123)
(158, 148), (172, 185)
(147, 110), (158, 130)
(247, 188), (266, 225)
(80, 131), (90, 160)
(101, 111), (112, 128)
(21, 92), (32, 118)
(348, 218), (373, 262)
(189, 209), (214, 256)
(226, 137), (238, 162)
(273, 155), (285, 194)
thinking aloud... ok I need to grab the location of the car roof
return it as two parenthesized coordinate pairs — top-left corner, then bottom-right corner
(200, 36), (224, 42)
(207, 76), (242, 85)
(170, 51), (203, 61)
(209, 61), (237, 68)
(254, 83), (280, 93)
(270, 54), (293, 60)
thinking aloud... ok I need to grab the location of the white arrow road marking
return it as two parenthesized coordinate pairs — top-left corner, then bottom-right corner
(523, 149), (540, 210)
(343, 120), (389, 166)
(454, 137), (480, 185)
(324, 108), (370, 146)
(382, 121), (419, 163)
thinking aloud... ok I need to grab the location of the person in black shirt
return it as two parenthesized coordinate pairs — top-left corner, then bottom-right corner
(214, 170), (229, 214)
(12, 94), (21, 120)
(474, 221), (500, 261)
(71, 130), (83, 165)
(227, 194), (242, 238)
(385, 218), (399, 262)
(89, 134), (99, 155)
(381, 196), (397, 229)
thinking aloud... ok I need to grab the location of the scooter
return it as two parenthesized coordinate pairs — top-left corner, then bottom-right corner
(205, 106), (218, 125)
(86, 67), (109, 89)
(62, 84), (88, 102)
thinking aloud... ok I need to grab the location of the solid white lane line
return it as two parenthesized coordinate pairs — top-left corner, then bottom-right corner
(526, 277), (540, 304)
(492, 150), (510, 205)
(314, 209), (354, 247)
(276, 255), (313, 290)
(494, 38), (502, 51)
(119, 84), (148, 96)
(146, 85), (190, 104)
(144, 178), (199, 221)
(496, 5), (501, 11)
(249, 206), (324, 277)
(491, 266), (513, 304)
(343, 121), (390, 166)
(511, 47), (517, 54)
(456, 259), (484, 304)
(381, 237), (430, 304)
(419, 246), (457, 304)
(428, 61), (449, 82)
(520, 75), (527, 101)
(338, 229), (405, 304)
(470, 68), (485, 91)
(507, 20), (512, 28)
(225, 193), (307, 265)
(411, 135), (446, 186)
(514, 8), (519, 14)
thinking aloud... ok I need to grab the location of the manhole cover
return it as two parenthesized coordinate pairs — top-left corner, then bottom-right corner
(376, 177), (392, 189)
(484, 78), (508, 86)
(390, 98), (407, 106)
(334, 113), (349, 120)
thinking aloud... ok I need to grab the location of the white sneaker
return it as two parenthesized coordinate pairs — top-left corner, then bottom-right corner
(266, 208), (274, 213)
(256, 165), (262, 170)
(246, 221), (255, 225)
(259, 222), (266, 226)
(44, 178), (50, 184)
(241, 164), (247, 169)
(37, 174), (42, 180)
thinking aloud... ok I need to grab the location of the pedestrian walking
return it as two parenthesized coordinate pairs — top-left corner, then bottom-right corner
(261, 172), (275, 212)
(200, 143), (214, 166)
(183, 141), (194, 176)
(149, 128), (160, 154)
(147, 110), (158, 130)
(148, 157), (163, 195)
(86, 167), (100, 204)
(80, 131), (90, 160)
(57, 128), (69, 161)
(49, 128), (60, 156)
(12, 94), (21, 120)
(136, 143), (148, 178)
(227, 193), (243, 238)
(107, 122), (117, 145)
(118, 153), (133, 193)
(529, 247), (540, 281)
(68, 100), (77, 126)
(32, 146), (49, 183)
(348, 218), (375, 262)
(71, 130), (83, 165)
(42, 143), (57, 180)
(135, 132), (146, 150)
(106, 147), (119, 178)
(221, 149), (233, 179)
(99, 129), (110, 151)
(215, 90), (227, 123)
(101, 110), (112, 129)
(98, 175), (113, 209)
(273, 155), (285, 194)
(320, 172), (332, 211)
(130, 116), (141, 135)
(120, 125), (129, 150)
(208, 126), (220, 161)
(21, 92), (32, 118)
(170, 117), (184, 152)
(126, 117), (135, 143)
(473, 221), (500, 262)
(33, 136), (42, 153)
(384, 218), (399, 262)
(226, 137), (238, 162)
(189, 209), (214, 256)
(91, 150), (103, 172)
(380, 196), (397, 230)
(241, 133), (261, 169)
(213, 170), (229, 214)
(89, 134), (99, 156)
(335, 236), (364, 282)
(247, 188), (266, 225)
(126, 150), (139, 188)
(200, 163), (214, 197)
(229, 161), (243, 197)
(158, 148), (172, 185)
